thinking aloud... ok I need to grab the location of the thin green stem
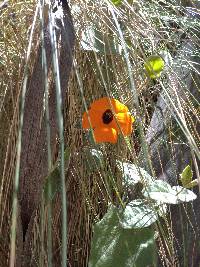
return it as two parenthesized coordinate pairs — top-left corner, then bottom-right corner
(49, 5), (67, 267)
(109, 4), (154, 174)
(9, 5), (39, 267)
(39, 1), (53, 266)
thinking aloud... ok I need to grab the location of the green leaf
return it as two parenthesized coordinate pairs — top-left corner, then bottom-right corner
(125, 37), (132, 48)
(180, 165), (193, 187)
(43, 165), (61, 202)
(143, 180), (177, 204)
(111, 0), (122, 7)
(43, 148), (71, 202)
(89, 205), (157, 267)
(117, 161), (154, 186)
(121, 200), (167, 229)
(84, 148), (104, 172)
(183, 179), (198, 189)
(81, 26), (120, 54)
(172, 186), (197, 202)
(144, 55), (165, 79)
(143, 180), (197, 204)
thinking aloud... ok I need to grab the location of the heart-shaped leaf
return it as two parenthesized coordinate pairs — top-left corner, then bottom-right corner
(143, 180), (197, 204)
(121, 199), (167, 229)
(180, 165), (193, 187)
(89, 204), (157, 267)
(117, 161), (154, 186)
(172, 186), (197, 203)
(144, 55), (165, 79)
(143, 180), (178, 204)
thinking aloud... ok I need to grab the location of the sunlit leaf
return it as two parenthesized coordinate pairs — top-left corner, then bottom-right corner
(143, 180), (177, 204)
(144, 55), (165, 79)
(172, 186), (197, 202)
(183, 179), (198, 189)
(143, 180), (197, 204)
(121, 199), (167, 229)
(88, 204), (157, 267)
(111, 0), (122, 7)
(117, 161), (154, 186)
(180, 165), (193, 187)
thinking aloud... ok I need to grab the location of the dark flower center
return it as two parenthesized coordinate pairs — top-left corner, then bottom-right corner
(102, 109), (113, 124)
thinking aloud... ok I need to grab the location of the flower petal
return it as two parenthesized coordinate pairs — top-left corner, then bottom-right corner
(82, 109), (104, 129)
(90, 97), (128, 113)
(120, 123), (133, 136)
(93, 127), (118, 143)
(110, 112), (135, 135)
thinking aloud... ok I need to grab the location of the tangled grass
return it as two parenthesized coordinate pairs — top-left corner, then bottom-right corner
(0, 0), (199, 266)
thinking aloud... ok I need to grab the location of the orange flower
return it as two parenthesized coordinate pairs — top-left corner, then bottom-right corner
(82, 97), (135, 143)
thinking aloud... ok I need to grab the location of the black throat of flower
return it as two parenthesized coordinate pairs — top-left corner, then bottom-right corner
(102, 109), (113, 124)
